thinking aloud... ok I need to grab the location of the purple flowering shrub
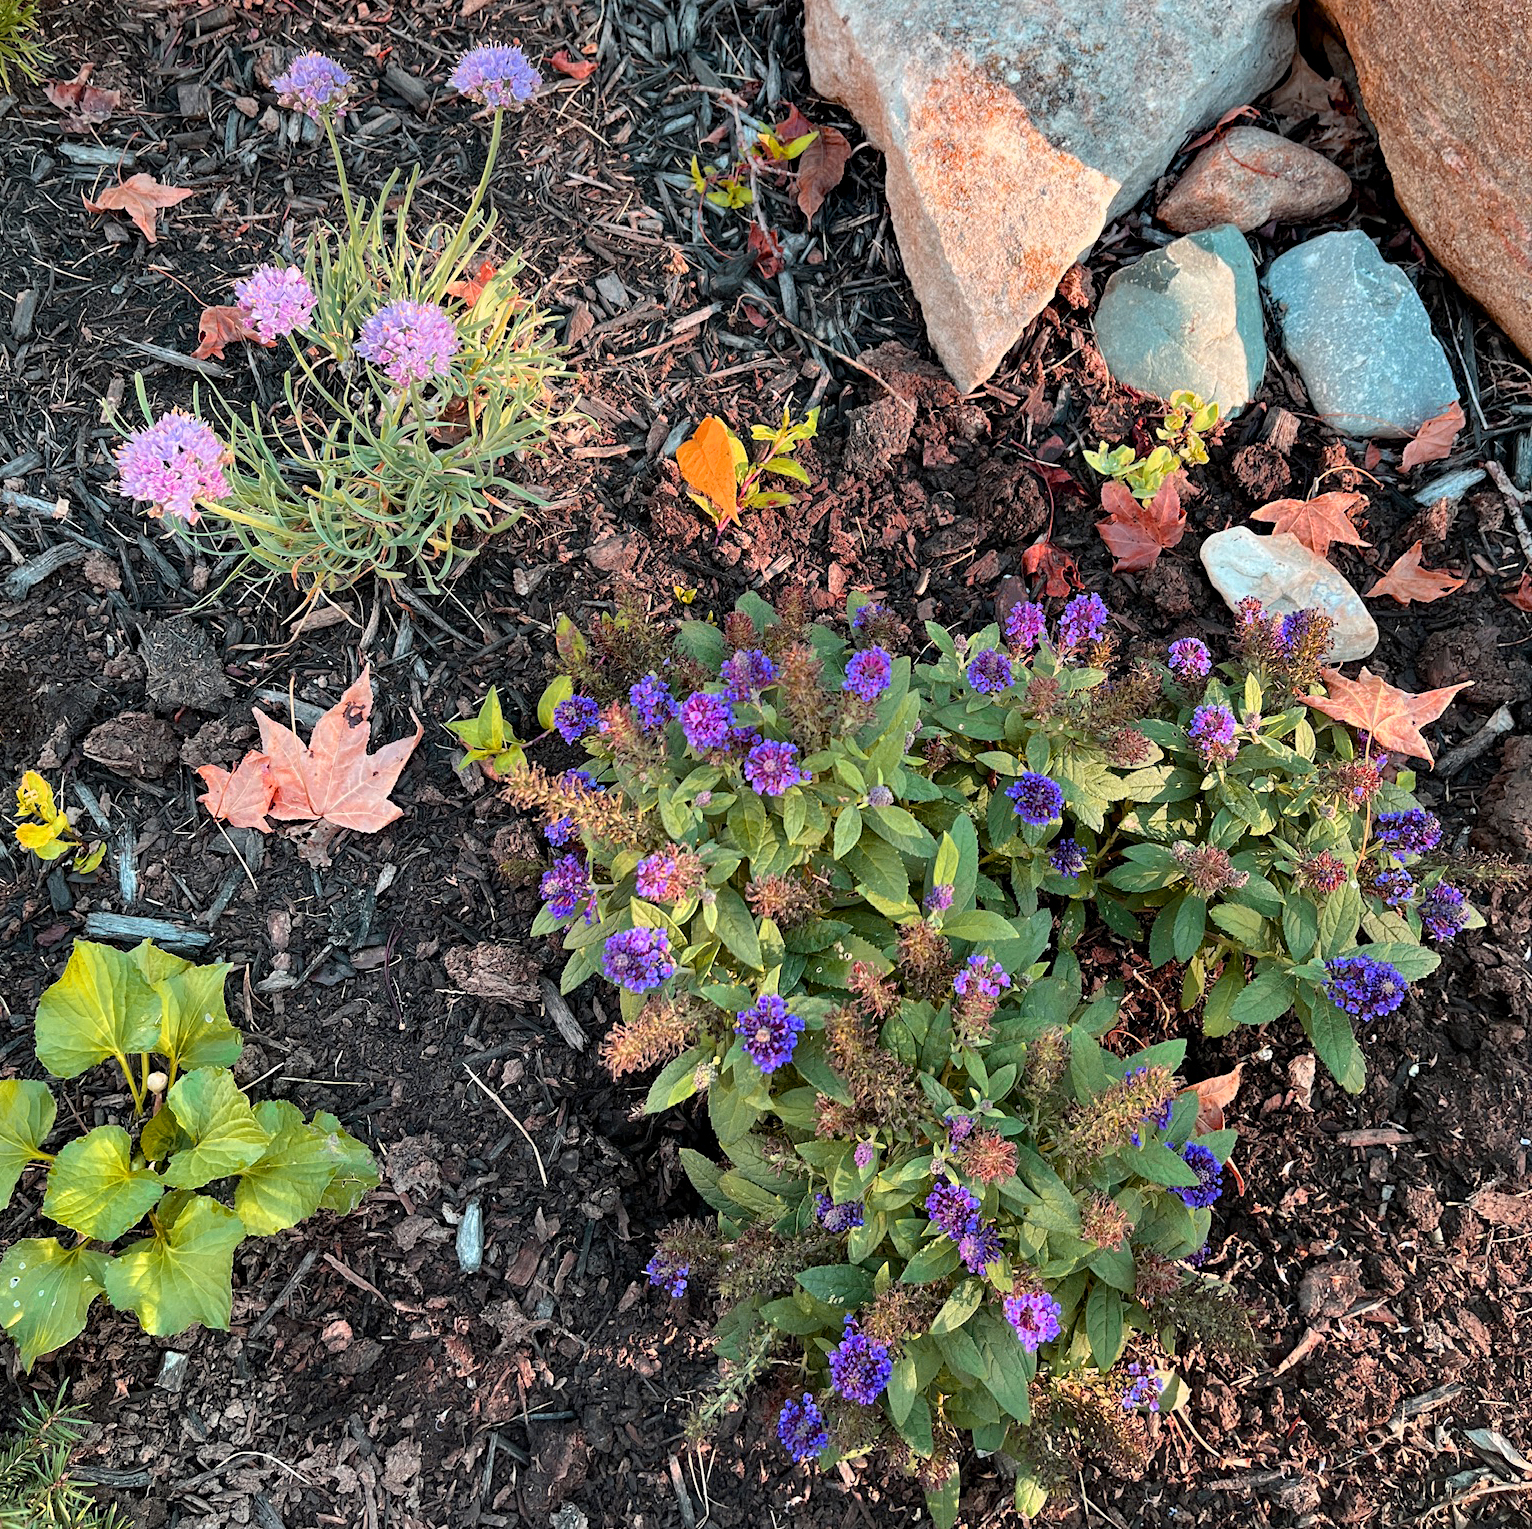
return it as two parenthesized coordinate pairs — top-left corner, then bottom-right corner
(515, 590), (1253, 1522)
(112, 45), (567, 592)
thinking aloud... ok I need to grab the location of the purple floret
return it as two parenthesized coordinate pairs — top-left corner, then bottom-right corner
(854, 1141), (876, 1169)
(1049, 837), (1086, 877)
(1324, 954), (1408, 1021)
(679, 691), (733, 750)
(629, 674), (678, 730)
(552, 695), (600, 742)
(602, 927), (675, 993)
(1187, 703), (1238, 765)
(1174, 1142), (1223, 1209)
(1006, 771), (1065, 826)
(744, 739), (810, 796)
(735, 994), (805, 1073)
(925, 1180), (981, 1239)
(953, 953), (1010, 1000)
(721, 648), (776, 700)
(1058, 593), (1109, 649)
(1004, 600), (1047, 653)
(1121, 1362), (1165, 1412)
(449, 43), (541, 107)
(1167, 637), (1211, 681)
(539, 854), (592, 920)
(966, 648), (1014, 694)
(924, 883), (955, 915)
(1366, 862), (1414, 912)
(814, 1193), (866, 1233)
(1003, 1289), (1063, 1351)
(1375, 808), (1442, 858)
(644, 1250), (689, 1298)
(233, 265), (316, 342)
(844, 646), (893, 703)
(271, 52), (353, 120)
(356, 299), (460, 387)
(957, 1218), (1002, 1274)
(777, 1393), (829, 1462)
(115, 413), (228, 525)
(828, 1317), (892, 1405)
(1419, 881), (1468, 942)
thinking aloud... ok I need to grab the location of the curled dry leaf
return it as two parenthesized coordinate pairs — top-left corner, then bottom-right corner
(445, 260), (498, 307)
(1364, 540), (1465, 605)
(1022, 538), (1078, 599)
(1095, 475), (1185, 572)
(747, 222), (784, 279)
(191, 305), (266, 361)
(1399, 401), (1465, 472)
(796, 122), (851, 225)
(82, 173), (194, 244)
(1249, 490), (1369, 559)
(1190, 1065), (1242, 1134)
(1305, 666), (1471, 764)
(1506, 573), (1532, 612)
(45, 65), (121, 130)
(548, 50), (598, 81)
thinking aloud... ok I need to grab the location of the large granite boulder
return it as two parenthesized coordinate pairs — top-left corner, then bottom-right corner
(804, 0), (1295, 392)
(1320, 0), (1532, 361)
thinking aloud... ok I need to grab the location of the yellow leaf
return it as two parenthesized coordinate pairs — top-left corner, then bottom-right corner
(16, 820), (66, 853)
(16, 771), (56, 821)
(676, 417), (741, 529)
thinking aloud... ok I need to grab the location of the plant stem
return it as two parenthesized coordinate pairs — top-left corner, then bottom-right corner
(114, 1053), (145, 1115)
(323, 115), (357, 232)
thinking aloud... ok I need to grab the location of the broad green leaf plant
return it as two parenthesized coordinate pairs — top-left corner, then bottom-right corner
(1084, 390), (1220, 503)
(0, 940), (378, 1369)
(505, 585), (1481, 1517)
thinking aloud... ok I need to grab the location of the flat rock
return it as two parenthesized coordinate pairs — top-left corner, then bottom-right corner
(804, 0), (1294, 392)
(1093, 224), (1265, 412)
(1322, 0), (1532, 363)
(1265, 230), (1458, 438)
(1199, 526), (1377, 661)
(1158, 126), (1351, 233)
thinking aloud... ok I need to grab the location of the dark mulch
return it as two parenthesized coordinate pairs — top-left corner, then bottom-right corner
(1, 2), (1529, 1527)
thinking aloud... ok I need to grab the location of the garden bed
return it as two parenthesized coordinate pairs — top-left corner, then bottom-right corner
(0, 1), (1528, 1526)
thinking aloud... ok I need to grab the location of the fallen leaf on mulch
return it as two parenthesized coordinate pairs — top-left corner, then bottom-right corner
(82, 172), (194, 243)
(1250, 490), (1369, 559)
(548, 50), (598, 80)
(196, 666), (422, 832)
(1503, 573), (1532, 612)
(1022, 537), (1078, 598)
(45, 65), (121, 129)
(676, 416), (739, 528)
(1095, 475), (1185, 572)
(1399, 401), (1465, 472)
(796, 121), (850, 225)
(1365, 541), (1465, 604)
(1305, 666), (1471, 764)
(1191, 1065), (1243, 1134)
(191, 305), (265, 360)
(446, 260), (498, 307)
(747, 221), (784, 279)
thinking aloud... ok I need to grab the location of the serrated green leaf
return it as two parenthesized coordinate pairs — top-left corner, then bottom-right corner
(711, 887), (763, 970)
(940, 909), (1019, 944)
(155, 962), (241, 1076)
(644, 1048), (705, 1112)
(0, 1238), (110, 1371)
(1230, 969), (1297, 1028)
(159, 1069), (270, 1189)
(1210, 902), (1266, 948)
(864, 804), (935, 857)
(1085, 1282), (1124, 1368)
(34, 940), (160, 1080)
(41, 1125), (164, 1241)
(931, 1277), (985, 1335)
(901, 1237), (961, 1284)
(234, 1101), (338, 1235)
(0, 1081), (55, 1211)
(1282, 896), (1319, 962)
(834, 803), (862, 858)
(925, 1471), (960, 1529)
(1305, 1001), (1366, 1094)
(797, 1263), (874, 1307)
(103, 1193), (246, 1336)
(309, 1111), (380, 1213)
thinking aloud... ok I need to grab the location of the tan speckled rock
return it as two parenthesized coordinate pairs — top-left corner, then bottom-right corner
(1158, 126), (1351, 233)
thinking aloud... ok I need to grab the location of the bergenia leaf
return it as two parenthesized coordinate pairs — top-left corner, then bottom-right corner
(159, 1069), (270, 1189)
(103, 1192), (245, 1336)
(0, 1081), (56, 1211)
(233, 1101), (339, 1235)
(0, 1238), (111, 1371)
(41, 1125), (164, 1241)
(34, 940), (160, 1080)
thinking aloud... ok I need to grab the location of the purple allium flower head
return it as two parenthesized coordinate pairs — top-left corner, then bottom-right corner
(953, 953), (1010, 1001)
(552, 694), (600, 742)
(115, 413), (228, 525)
(1004, 600), (1047, 653)
(1188, 703), (1239, 765)
(744, 739), (810, 796)
(233, 265), (316, 342)
(844, 646), (893, 703)
(735, 993), (805, 1073)
(1167, 637), (1212, 681)
(634, 851), (680, 902)
(958, 1218), (1002, 1274)
(966, 648), (1014, 694)
(679, 691), (733, 750)
(828, 1317), (892, 1405)
(1366, 862), (1414, 911)
(356, 299), (460, 387)
(1324, 954), (1408, 1020)
(629, 674), (678, 731)
(777, 1394), (829, 1463)
(1174, 1142), (1223, 1209)
(449, 43), (540, 107)
(644, 1250), (688, 1298)
(866, 785), (894, 807)
(1003, 1289), (1063, 1351)
(1058, 593), (1109, 649)
(814, 1193), (866, 1233)
(1419, 881), (1468, 942)
(271, 52), (353, 120)
(1006, 771), (1065, 826)
(854, 1140), (876, 1170)
(721, 648), (776, 700)
(1049, 837), (1086, 878)
(1121, 1362), (1165, 1412)
(924, 883), (955, 915)
(947, 1113), (975, 1146)
(539, 854), (591, 920)
(1375, 808), (1442, 858)
(925, 1180), (981, 1239)
(602, 927), (675, 992)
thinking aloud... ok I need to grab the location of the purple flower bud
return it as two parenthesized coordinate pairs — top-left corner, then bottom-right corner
(1419, 881), (1468, 942)
(966, 648), (1014, 694)
(828, 1316), (892, 1405)
(679, 692), (733, 750)
(539, 854), (592, 920)
(1167, 637), (1211, 681)
(735, 993), (805, 1073)
(1005, 772), (1065, 826)
(644, 1250), (689, 1298)
(602, 927), (675, 993)
(1004, 600), (1047, 652)
(1058, 593), (1109, 649)
(844, 646), (893, 703)
(777, 1393), (829, 1462)
(1173, 1142), (1223, 1209)
(1003, 1289), (1062, 1351)
(552, 695), (600, 742)
(1187, 703), (1238, 765)
(271, 52), (353, 121)
(1324, 954), (1408, 1022)
(449, 43), (541, 107)
(743, 739), (810, 796)
(355, 299), (460, 388)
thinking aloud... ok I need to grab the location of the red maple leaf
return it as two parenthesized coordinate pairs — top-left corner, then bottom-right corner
(1022, 538), (1078, 599)
(1095, 476), (1186, 572)
(1364, 541), (1465, 605)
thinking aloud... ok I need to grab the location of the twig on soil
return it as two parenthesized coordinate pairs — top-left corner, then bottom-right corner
(752, 300), (915, 415)
(465, 1063), (548, 1186)
(1435, 704), (1515, 779)
(246, 1247), (318, 1341)
(322, 1251), (394, 1309)
(1483, 459), (1532, 566)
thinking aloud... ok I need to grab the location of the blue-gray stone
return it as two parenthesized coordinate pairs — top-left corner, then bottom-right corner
(1093, 224), (1266, 414)
(1265, 230), (1458, 439)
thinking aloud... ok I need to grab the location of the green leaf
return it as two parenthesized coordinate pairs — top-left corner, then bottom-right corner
(1354, 942), (1441, 982)
(940, 909), (1019, 944)
(1230, 969), (1297, 1028)
(1085, 1282), (1124, 1368)
(892, 1393), (934, 1454)
(1130, 1142), (1200, 1188)
(34, 940), (161, 1079)
(901, 1237), (962, 1284)
(864, 804), (935, 857)
(759, 1295), (826, 1335)
(1317, 882), (1363, 957)
(1173, 895), (1208, 963)
(537, 675), (573, 731)
(644, 1048), (705, 1113)
(1148, 895), (1184, 969)
(931, 1278), (985, 1335)
(41, 1125), (164, 1241)
(887, 1353), (918, 1424)
(309, 1112), (380, 1214)
(834, 803), (862, 858)
(234, 1101), (338, 1235)
(1210, 902), (1266, 949)
(0, 1238), (110, 1371)
(925, 1472), (961, 1529)
(154, 962), (242, 1075)
(844, 836), (911, 911)
(711, 887), (763, 970)
(103, 1193), (246, 1336)
(0, 1081), (56, 1210)
(1202, 960), (1246, 1038)
(159, 1069), (271, 1189)
(1282, 896), (1320, 962)
(797, 1264), (874, 1307)
(1306, 1001), (1366, 1094)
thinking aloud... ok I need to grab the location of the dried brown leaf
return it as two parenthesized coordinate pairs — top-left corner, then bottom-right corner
(82, 173), (194, 244)
(1399, 401), (1465, 472)
(1365, 541), (1465, 605)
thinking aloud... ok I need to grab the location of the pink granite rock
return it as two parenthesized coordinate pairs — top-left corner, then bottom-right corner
(1158, 126), (1351, 233)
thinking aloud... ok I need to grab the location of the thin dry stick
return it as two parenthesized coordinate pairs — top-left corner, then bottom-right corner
(464, 1063), (548, 1186)
(1483, 458), (1532, 566)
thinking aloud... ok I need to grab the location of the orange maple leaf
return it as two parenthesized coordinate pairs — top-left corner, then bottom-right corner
(1095, 476), (1185, 572)
(549, 49), (598, 80)
(1249, 491), (1369, 559)
(1365, 541), (1465, 605)
(1506, 573), (1532, 612)
(195, 753), (275, 831)
(1305, 666), (1471, 765)
(676, 416), (740, 529)
(1399, 401), (1465, 472)
(82, 172), (194, 244)
(198, 668), (422, 834)
(191, 305), (266, 360)
(446, 261), (498, 308)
